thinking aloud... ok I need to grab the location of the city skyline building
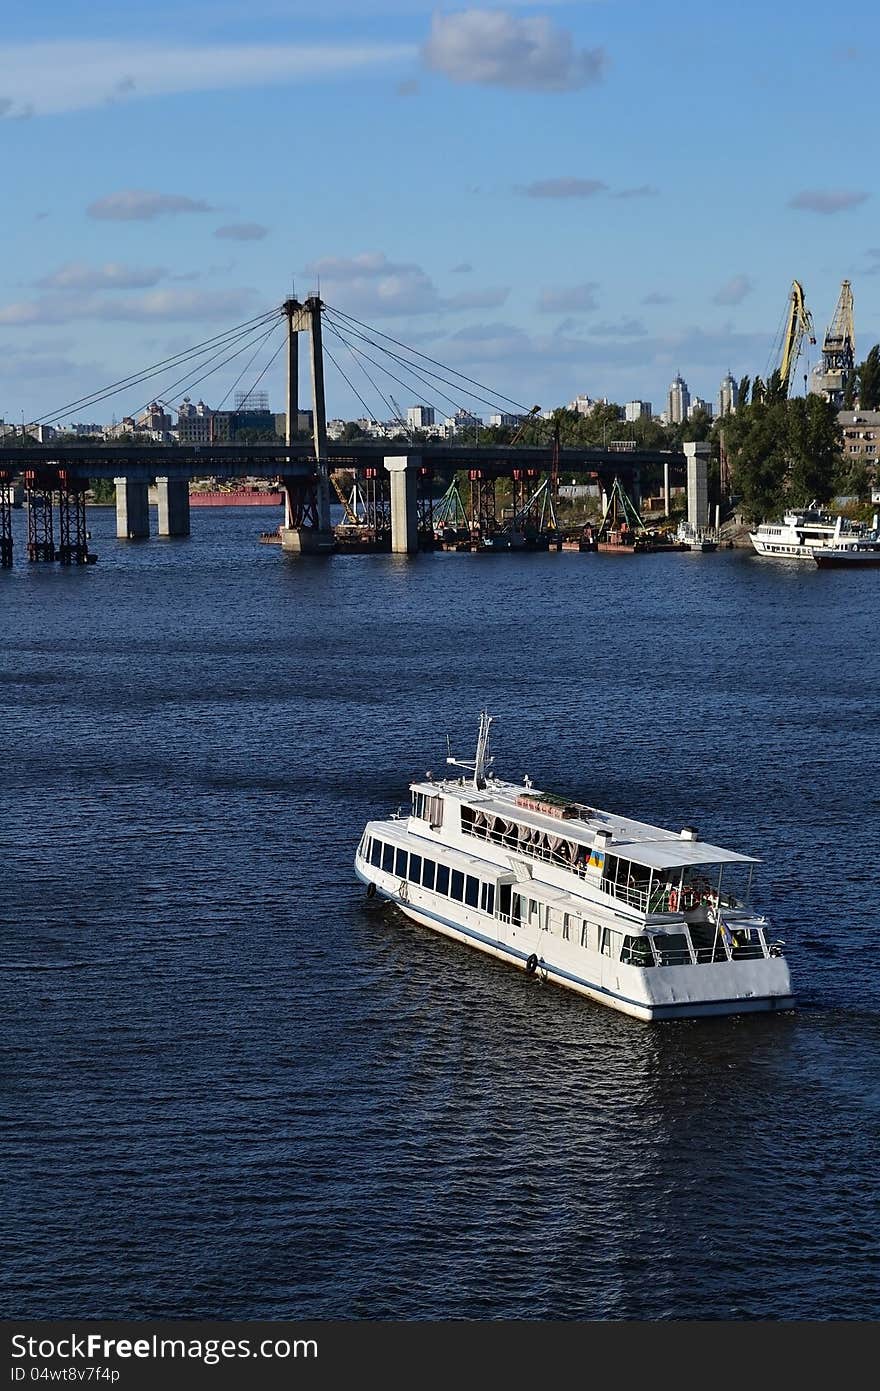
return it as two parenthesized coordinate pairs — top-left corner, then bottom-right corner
(718, 373), (738, 417)
(667, 374), (691, 425)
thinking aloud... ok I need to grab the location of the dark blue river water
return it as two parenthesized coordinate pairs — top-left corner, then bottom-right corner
(2, 505), (879, 1321)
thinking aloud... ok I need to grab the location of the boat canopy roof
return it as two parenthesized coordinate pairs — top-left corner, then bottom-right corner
(413, 777), (758, 869)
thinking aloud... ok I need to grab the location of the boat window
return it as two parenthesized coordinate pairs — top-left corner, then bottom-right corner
(527, 898), (542, 930)
(464, 875), (479, 908)
(382, 843), (395, 873)
(653, 933), (692, 966)
(580, 922), (594, 950)
(395, 847), (408, 879)
(436, 864), (450, 896)
(511, 893), (524, 926)
(411, 792), (424, 819)
(621, 934), (655, 966)
(562, 914), (571, 941)
(421, 859), (436, 890)
(408, 853), (422, 884)
(480, 882), (495, 915)
(427, 795), (444, 828)
(601, 854), (619, 891)
(370, 839), (383, 868)
(450, 870), (465, 901)
(600, 927), (622, 958)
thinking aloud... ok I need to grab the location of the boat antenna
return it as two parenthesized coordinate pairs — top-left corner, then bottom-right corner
(445, 711), (495, 789)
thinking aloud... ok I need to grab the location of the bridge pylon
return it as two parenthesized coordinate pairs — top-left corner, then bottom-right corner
(280, 296), (334, 553)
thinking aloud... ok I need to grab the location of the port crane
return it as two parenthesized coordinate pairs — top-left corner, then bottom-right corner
(778, 280), (816, 394)
(811, 280), (855, 405)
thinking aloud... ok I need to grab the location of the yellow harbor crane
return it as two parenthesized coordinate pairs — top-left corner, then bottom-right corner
(779, 280), (816, 393)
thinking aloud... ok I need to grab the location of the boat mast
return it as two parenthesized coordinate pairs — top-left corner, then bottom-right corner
(446, 711), (494, 789)
(473, 711), (494, 790)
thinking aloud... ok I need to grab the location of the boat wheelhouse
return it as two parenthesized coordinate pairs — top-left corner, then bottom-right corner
(354, 715), (794, 1022)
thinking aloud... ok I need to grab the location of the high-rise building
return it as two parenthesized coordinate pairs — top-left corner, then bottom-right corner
(407, 405), (435, 429)
(667, 374), (690, 424)
(624, 400), (652, 422)
(718, 373), (738, 417)
(687, 397), (713, 420)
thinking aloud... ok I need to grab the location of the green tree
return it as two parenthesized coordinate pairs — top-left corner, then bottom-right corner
(857, 345), (880, 410)
(340, 421), (366, 442)
(785, 395), (842, 504)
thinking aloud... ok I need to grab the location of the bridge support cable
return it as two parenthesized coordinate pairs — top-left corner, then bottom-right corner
(324, 311), (512, 425)
(324, 320), (454, 430)
(30, 309), (281, 427)
(323, 304), (533, 416)
(134, 318), (283, 427)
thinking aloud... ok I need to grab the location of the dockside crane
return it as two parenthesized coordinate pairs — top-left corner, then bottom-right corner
(811, 280), (855, 406)
(779, 280), (816, 395)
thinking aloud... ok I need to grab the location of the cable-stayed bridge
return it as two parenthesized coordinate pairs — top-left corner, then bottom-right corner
(0, 296), (689, 566)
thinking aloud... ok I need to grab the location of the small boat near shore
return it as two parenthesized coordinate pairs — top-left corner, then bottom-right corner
(676, 520), (717, 552)
(355, 714), (794, 1022)
(812, 531), (880, 567)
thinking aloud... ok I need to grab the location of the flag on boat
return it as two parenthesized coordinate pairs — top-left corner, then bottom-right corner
(718, 918), (734, 952)
(587, 848), (605, 873)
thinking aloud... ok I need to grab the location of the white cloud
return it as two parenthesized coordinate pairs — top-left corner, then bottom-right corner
(0, 288), (257, 325)
(88, 191), (215, 221)
(788, 189), (869, 215)
(305, 251), (506, 317)
(521, 177), (607, 199)
(422, 10), (607, 91)
(214, 223), (269, 241)
(35, 262), (167, 290)
(712, 275), (754, 306)
(0, 40), (415, 117)
(537, 282), (600, 313)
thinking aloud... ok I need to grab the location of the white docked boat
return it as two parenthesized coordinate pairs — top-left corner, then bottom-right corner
(812, 534), (880, 567)
(749, 502), (864, 559)
(676, 520), (717, 552)
(812, 514), (880, 567)
(354, 715), (794, 1022)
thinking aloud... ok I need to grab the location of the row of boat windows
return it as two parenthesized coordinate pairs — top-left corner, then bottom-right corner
(368, 837), (496, 914)
(365, 836), (690, 965)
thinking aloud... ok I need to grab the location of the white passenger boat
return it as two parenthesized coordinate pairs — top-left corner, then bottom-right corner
(749, 503), (864, 559)
(354, 715), (794, 1022)
(812, 518), (880, 567)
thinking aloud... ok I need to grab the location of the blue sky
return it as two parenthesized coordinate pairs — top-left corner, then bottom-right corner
(2, 0), (878, 426)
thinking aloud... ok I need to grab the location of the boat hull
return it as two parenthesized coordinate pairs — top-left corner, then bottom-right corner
(355, 862), (795, 1023)
(189, 490), (283, 506)
(813, 549), (880, 567)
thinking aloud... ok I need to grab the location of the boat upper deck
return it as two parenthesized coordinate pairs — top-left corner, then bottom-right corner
(412, 776), (757, 870)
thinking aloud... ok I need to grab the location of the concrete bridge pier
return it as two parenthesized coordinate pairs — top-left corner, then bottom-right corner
(385, 455), (420, 555)
(115, 477), (150, 539)
(156, 477), (190, 537)
(684, 442), (710, 529)
(279, 477), (335, 553)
